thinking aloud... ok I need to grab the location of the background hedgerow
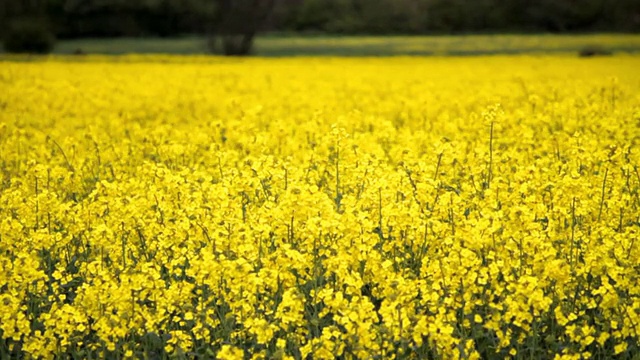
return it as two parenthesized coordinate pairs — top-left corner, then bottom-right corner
(0, 55), (639, 359)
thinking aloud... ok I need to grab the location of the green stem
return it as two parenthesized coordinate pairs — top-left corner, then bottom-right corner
(488, 121), (494, 189)
(597, 167), (608, 222)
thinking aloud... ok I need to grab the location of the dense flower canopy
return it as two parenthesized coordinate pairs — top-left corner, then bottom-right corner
(1, 55), (639, 359)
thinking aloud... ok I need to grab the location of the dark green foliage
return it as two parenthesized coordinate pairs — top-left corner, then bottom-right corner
(3, 0), (640, 40)
(284, 0), (640, 34)
(57, 0), (216, 37)
(1, 0), (639, 56)
(3, 19), (56, 54)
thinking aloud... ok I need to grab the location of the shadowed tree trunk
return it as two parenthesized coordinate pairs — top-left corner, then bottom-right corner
(207, 0), (276, 56)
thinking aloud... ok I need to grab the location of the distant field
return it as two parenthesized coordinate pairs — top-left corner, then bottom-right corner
(3, 33), (639, 56)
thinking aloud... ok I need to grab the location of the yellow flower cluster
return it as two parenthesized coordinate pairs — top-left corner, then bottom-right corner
(1, 54), (639, 359)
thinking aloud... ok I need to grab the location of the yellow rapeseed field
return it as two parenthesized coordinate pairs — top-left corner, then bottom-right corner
(1, 55), (640, 359)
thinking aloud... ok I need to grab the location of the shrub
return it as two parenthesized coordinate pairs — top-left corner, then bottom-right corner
(3, 20), (56, 54)
(578, 45), (613, 57)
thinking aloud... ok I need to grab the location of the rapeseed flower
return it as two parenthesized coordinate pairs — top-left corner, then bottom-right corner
(0, 55), (639, 359)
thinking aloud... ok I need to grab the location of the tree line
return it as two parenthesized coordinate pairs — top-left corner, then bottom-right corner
(1, 0), (639, 55)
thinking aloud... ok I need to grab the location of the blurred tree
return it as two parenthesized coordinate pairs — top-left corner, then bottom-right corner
(283, 0), (639, 34)
(206, 0), (277, 55)
(287, 0), (337, 31)
(1, 0), (48, 31)
(60, 0), (277, 54)
(4, 0), (639, 51)
(60, 0), (214, 37)
(527, 0), (606, 31)
(606, 0), (640, 31)
(1, 0), (56, 53)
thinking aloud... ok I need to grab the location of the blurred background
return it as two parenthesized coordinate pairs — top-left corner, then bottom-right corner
(1, 0), (639, 55)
